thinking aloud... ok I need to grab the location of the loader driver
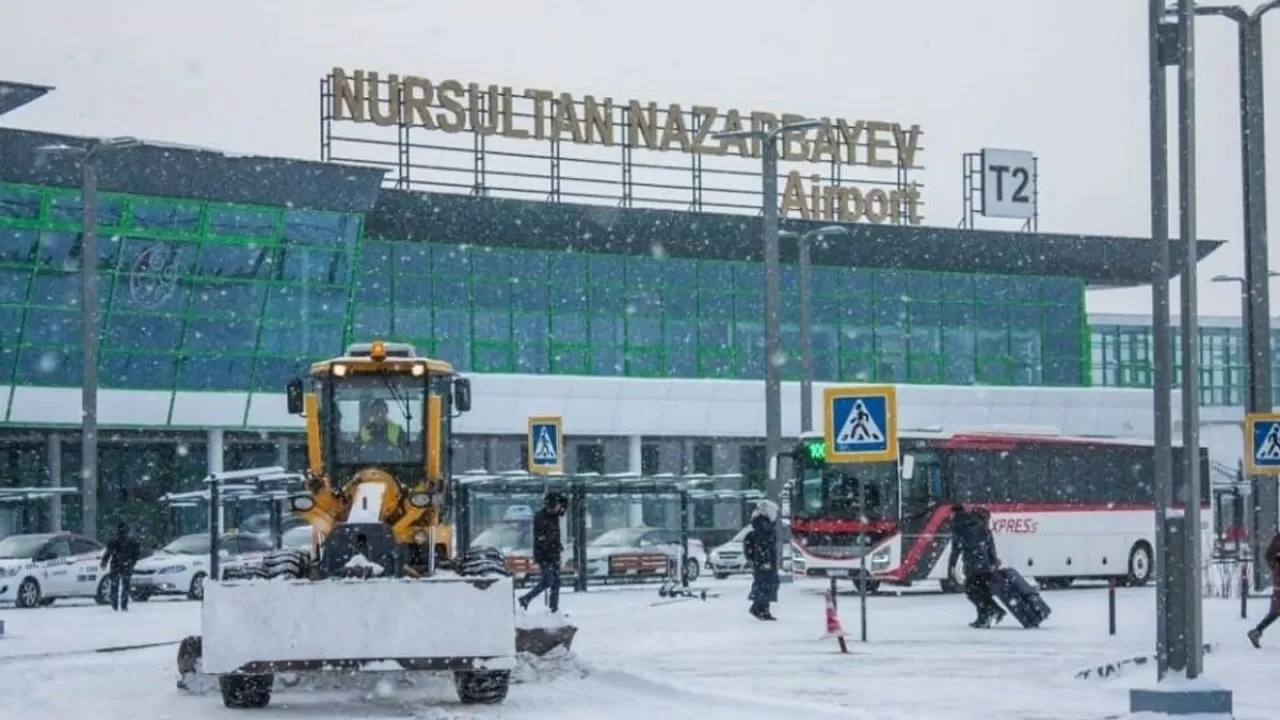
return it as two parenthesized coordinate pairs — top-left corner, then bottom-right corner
(357, 399), (406, 458)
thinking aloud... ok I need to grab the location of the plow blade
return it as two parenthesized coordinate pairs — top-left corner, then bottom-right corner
(516, 625), (578, 656)
(200, 575), (517, 674)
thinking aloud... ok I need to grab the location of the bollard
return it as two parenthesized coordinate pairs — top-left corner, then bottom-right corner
(1108, 579), (1117, 636)
(1240, 564), (1249, 620)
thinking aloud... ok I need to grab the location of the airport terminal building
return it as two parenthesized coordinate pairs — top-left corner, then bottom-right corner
(0, 76), (1250, 539)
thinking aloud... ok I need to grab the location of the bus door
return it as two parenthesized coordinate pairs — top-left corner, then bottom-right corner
(899, 450), (943, 525)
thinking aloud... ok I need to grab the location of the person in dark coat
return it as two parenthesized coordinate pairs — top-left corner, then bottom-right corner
(947, 504), (1005, 628)
(1247, 532), (1280, 648)
(746, 500), (781, 621)
(100, 522), (141, 612)
(518, 491), (567, 613)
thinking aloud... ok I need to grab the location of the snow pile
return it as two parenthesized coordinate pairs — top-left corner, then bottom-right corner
(516, 609), (573, 629)
(343, 553), (385, 575)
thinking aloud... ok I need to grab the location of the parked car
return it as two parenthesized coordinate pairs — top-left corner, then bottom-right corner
(583, 526), (707, 582)
(708, 525), (753, 579)
(131, 532), (275, 601)
(0, 532), (111, 608)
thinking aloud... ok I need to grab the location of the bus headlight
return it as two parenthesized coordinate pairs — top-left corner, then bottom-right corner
(869, 545), (891, 571)
(332, 363), (347, 377)
(408, 492), (431, 508)
(411, 363), (425, 377)
(289, 495), (315, 512)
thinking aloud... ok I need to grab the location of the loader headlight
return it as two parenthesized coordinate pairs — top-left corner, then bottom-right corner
(413, 530), (429, 544)
(408, 492), (431, 508)
(289, 495), (315, 512)
(411, 363), (425, 377)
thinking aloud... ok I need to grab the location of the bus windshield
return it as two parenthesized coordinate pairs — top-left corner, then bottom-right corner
(793, 461), (897, 521)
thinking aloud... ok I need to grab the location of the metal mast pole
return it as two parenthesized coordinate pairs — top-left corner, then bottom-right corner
(81, 152), (100, 541)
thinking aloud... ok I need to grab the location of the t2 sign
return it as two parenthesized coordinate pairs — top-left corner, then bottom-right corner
(980, 148), (1036, 220)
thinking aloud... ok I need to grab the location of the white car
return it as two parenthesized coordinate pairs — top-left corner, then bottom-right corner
(582, 527), (707, 582)
(0, 532), (111, 608)
(708, 526), (753, 579)
(132, 532), (275, 601)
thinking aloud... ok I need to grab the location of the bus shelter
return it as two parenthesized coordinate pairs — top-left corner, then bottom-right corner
(0, 487), (79, 537)
(158, 466), (304, 579)
(455, 470), (759, 593)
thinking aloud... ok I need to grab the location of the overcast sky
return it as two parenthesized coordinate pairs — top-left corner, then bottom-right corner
(3, 0), (1278, 319)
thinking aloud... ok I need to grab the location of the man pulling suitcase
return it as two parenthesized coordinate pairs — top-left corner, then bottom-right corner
(947, 504), (1006, 628)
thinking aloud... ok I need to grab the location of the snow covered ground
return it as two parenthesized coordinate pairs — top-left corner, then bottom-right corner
(0, 579), (1275, 719)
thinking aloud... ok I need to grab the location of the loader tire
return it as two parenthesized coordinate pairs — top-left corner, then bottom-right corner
(454, 670), (510, 704)
(220, 673), (273, 708)
(262, 550), (307, 580)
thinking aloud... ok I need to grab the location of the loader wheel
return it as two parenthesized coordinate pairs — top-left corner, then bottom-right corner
(454, 670), (510, 704)
(220, 673), (273, 708)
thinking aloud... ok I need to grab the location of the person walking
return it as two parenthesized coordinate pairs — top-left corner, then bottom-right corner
(518, 491), (567, 613)
(947, 504), (1005, 628)
(745, 500), (781, 621)
(100, 521), (141, 612)
(1247, 531), (1280, 648)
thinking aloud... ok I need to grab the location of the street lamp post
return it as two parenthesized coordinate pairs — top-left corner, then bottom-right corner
(711, 118), (822, 506)
(34, 136), (139, 540)
(1188, 0), (1280, 592)
(779, 225), (849, 433)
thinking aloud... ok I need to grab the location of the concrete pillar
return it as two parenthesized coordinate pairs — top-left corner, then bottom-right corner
(628, 435), (644, 526)
(47, 433), (63, 532)
(208, 429), (225, 535)
(484, 437), (499, 472)
(275, 435), (289, 469)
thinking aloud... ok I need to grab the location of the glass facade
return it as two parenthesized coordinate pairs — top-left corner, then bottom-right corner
(1090, 323), (1280, 407)
(0, 181), (1090, 393)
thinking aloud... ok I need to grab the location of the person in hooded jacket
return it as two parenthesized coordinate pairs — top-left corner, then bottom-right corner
(1247, 531), (1280, 648)
(947, 504), (1005, 628)
(100, 521), (141, 612)
(744, 500), (780, 621)
(518, 491), (567, 613)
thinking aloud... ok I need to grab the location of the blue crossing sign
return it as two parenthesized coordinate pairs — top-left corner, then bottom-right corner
(823, 385), (898, 463)
(527, 416), (564, 474)
(1246, 412), (1280, 475)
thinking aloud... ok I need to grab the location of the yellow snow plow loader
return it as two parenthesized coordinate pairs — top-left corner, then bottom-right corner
(176, 341), (568, 709)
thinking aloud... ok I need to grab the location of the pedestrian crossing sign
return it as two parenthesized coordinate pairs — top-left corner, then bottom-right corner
(527, 416), (564, 474)
(1245, 412), (1280, 475)
(823, 386), (897, 463)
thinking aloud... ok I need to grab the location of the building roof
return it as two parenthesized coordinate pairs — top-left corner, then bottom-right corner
(0, 128), (1222, 286)
(0, 128), (385, 214)
(365, 190), (1223, 288)
(0, 80), (54, 117)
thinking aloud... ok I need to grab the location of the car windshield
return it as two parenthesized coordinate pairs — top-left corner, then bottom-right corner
(473, 524), (531, 550)
(161, 535), (211, 555)
(329, 374), (426, 468)
(0, 535), (51, 559)
(589, 528), (649, 548)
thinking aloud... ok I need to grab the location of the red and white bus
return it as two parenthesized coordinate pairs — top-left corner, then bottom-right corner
(783, 429), (1212, 592)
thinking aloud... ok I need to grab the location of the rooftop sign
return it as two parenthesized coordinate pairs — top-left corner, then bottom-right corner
(323, 68), (926, 225)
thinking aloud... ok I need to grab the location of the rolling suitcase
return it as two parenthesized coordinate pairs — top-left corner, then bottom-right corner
(992, 567), (1051, 628)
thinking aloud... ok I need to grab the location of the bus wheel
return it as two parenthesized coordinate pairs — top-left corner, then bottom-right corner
(1125, 542), (1154, 586)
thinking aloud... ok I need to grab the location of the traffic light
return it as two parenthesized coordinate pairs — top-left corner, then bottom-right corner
(799, 437), (826, 467)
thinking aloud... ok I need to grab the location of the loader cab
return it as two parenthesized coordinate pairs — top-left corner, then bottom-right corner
(285, 340), (472, 494)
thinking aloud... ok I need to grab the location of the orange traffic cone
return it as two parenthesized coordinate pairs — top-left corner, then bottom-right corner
(824, 587), (849, 653)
